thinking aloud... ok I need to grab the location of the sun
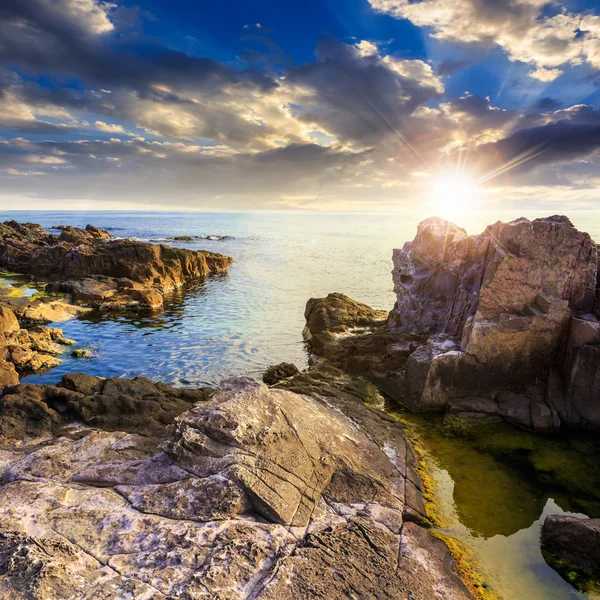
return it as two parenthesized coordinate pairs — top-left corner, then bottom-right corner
(428, 174), (479, 223)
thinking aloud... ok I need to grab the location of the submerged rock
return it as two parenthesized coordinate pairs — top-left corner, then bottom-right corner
(0, 375), (473, 599)
(305, 215), (600, 431)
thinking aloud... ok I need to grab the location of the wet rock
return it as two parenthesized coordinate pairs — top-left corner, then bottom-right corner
(71, 348), (93, 358)
(262, 361), (299, 385)
(542, 515), (600, 588)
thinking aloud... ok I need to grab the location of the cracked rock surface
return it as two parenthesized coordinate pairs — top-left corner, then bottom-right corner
(0, 374), (473, 599)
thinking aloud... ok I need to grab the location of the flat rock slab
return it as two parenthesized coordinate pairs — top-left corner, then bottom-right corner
(0, 375), (473, 599)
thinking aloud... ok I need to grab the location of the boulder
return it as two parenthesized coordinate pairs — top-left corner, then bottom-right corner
(0, 375), (474, 599)
(542, 515), (600, 588)
(306, 215), (600, 431)
(262, 361), (299, 385)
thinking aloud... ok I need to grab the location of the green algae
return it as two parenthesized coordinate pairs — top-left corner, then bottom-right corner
(385, 406), (600, 599)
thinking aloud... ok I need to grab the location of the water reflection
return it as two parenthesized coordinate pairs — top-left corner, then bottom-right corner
(406, 414), (600, 599)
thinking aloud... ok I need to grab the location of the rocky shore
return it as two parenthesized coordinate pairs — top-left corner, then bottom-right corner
(0, 220), (233, 386)
(2, 214), (600, 598)
(0, 370), (474, 599)
(0, 220), (232, 312)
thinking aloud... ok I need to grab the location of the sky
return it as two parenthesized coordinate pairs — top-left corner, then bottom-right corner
(1, 0), (600, 211)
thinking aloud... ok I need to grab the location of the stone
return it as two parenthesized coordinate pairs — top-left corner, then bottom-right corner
(542, 515), (600, 581)
(0, 374), (473, 599)
(262, 361), (299, 385)
(0, 306), (19, 335)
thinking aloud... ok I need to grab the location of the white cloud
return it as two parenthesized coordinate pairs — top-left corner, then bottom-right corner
(528, 67), (563, 82)
(369, 0), (600, 79)
(94, 120), (125, 133)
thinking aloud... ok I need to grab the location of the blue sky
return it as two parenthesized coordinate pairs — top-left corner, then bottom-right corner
(0, 0), (600, 211)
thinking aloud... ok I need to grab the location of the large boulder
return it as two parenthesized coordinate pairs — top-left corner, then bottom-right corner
(542, 515), (600, 591)
(0, 375), (474, 600)
(305, 215), (600, 431)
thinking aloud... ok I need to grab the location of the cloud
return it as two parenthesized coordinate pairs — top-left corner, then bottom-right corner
(369, 0), (600, 79)
(284, 39), (444, 147)
(94, 120), (125, 133)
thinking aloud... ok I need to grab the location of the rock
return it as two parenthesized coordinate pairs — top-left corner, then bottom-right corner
(0, 362), (18, 390)
(306, 215), (600, 431)
(85, 223), (114, 239)
(0, 375), (474, 599)
(21, 298), (89, 323)
(304, 292), (387, 343)
(542, 515), (600, 588)
(0, 220), (233, 311)
(71, 348), (93, 358)
(0, 306), (19, 335)
(173, 235), (193, 241)
(0, 373), (212, 438)
(262, 361), (299, 385)
(0, 304), (75, 380)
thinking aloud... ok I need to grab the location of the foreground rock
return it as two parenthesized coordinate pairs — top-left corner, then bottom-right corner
(0, 374), (474, 599)
(542, 515), (600, 592)
(0, 220), (232, 311)
(305, 216), (600, 431)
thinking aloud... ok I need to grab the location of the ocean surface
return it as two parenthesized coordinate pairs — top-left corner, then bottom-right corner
(3, 208), (600, 600)
(3, 209), (599, 387)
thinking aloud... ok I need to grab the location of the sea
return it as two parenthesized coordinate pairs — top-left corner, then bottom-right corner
(2, 208), (600, 600)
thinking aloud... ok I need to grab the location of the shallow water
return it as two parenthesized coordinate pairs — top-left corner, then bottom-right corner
(2, 208), (600, 598)
(4, 209), (600, 386)
(402, 413), (600, 599)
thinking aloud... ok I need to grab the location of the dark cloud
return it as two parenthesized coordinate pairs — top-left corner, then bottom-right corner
(285, 39), (443, 147)
(474, 107), (600, 183)
(535, 97), (562, 111)
(0, 0), (277, 95)
(0, 138), (370, 206)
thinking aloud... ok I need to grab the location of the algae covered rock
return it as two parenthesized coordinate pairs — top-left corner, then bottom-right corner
(542, 514), (600, 592)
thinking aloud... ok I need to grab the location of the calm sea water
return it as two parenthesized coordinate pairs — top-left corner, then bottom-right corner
(3, 208), (600, 600)
(4, 209), (599, 387)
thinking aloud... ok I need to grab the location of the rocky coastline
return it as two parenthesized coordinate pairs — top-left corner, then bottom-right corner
(0, 220), (233, 386)
(1, 215), (600, 598)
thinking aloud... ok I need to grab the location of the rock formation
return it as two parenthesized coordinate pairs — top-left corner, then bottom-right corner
(0, 220), (232, 311)
(0, 374), (474, 599)
(542, 514), (600, 591)
(305, 215), (600, 431)
(0, 304), (75, 387)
